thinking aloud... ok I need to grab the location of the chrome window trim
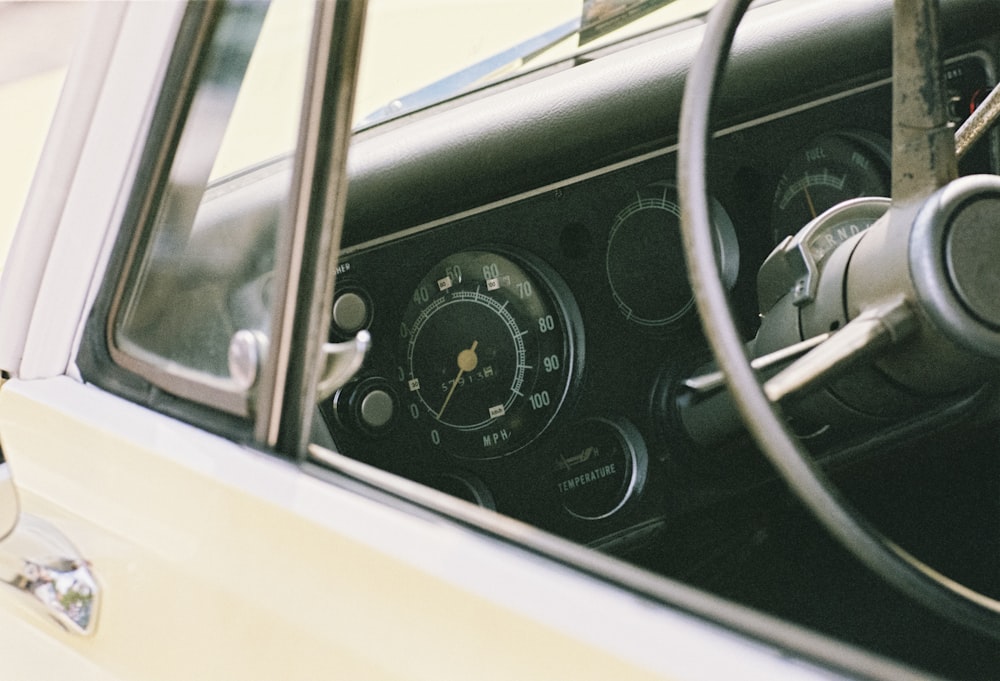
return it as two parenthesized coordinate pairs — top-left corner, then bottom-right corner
(254, 0), (368, 451)
(103, 1), (253, 417)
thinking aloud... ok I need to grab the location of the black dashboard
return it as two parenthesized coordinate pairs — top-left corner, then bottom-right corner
(323, 3), (998, 547)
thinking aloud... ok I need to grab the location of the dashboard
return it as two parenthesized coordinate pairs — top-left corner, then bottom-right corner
(322, 29), (998, 547)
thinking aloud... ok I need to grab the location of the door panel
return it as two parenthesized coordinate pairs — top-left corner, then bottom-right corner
(0, 376), (686, 680)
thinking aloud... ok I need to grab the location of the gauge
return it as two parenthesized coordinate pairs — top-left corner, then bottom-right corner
(551, 418), (646, 521)
(800, 197), (889, 266)
(771, 130), (891, 243)
(606, 182), (738, 327)
(399, 250), (580, 460)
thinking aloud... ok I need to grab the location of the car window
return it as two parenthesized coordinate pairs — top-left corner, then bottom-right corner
(353, 0), (717, 128)
(100, 0), (717, 422)
(109, 0), (312, 417)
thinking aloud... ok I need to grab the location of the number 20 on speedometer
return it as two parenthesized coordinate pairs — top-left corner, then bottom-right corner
(398, 250), (581, 460)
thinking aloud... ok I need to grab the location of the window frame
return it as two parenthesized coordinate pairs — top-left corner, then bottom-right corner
(78, 0), (367, 455)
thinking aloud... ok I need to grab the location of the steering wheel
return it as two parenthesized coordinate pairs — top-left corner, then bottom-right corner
(678, 0), (1000, 639)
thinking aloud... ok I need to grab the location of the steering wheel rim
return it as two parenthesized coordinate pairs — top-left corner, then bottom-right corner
(677, 0), (1000, 641)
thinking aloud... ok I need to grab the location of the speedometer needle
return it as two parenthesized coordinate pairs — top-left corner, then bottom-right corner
(437, 340), (479, 420)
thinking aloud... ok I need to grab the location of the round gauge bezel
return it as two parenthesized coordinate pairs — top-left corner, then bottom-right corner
(771, 130), (891, 244)
(552, 418), (647, 521)
(397, 248), (582, 461)
(605, 181), (738, 328)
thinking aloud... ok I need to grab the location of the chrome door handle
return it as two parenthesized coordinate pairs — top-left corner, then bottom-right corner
(0, 514), (100, 636)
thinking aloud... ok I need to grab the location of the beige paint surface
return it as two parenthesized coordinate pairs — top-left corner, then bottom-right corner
(0, 68), (65, 261)
(0, 379), (673, 680)
(0, 0), (87, 267)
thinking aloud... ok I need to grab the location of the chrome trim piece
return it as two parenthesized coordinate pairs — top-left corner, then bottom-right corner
(0, 462), (17, 543)
(561, 418), (643, 522)
(103, 2), (253, 417)
(0, 514), (100, 636)
(316, 330), (371, 401)
(305, 443), (929, 681)
(256, 0), (369, 451)
(228, 329), (269, 392)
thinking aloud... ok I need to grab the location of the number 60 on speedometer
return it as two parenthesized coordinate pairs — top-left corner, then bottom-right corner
(398, 250), (582, 460)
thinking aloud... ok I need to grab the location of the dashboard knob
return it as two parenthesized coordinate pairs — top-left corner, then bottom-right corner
(332, 290), (370, 335)
(359, 388), (395, 429)
(334, 379), (398, 434)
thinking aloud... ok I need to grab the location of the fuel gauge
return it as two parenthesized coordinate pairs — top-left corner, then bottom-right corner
(771, 130), (891, 243)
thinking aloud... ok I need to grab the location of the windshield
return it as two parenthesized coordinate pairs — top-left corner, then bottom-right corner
(209, 0), (718, 181)
(354, 0), (717, 128)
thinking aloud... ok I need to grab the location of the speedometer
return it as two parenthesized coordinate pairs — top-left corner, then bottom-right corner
(399, 250), (581, 460)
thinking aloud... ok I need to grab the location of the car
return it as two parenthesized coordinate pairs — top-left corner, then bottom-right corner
(1, 0), (999, 677)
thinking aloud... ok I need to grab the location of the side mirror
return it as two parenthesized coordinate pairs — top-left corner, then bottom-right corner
(0, 446), (99, 635)
(0, 451), (18, 541)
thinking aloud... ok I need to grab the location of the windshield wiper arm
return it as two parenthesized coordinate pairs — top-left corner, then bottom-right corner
(359, 17), (581, 127)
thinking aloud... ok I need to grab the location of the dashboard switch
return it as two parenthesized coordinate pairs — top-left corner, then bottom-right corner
(331, 378), (398, 435)
(332, 291), (370, 335)
(359, 388), (395, 430)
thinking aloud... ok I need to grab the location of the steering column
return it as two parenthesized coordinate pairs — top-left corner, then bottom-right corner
(678, 0), (1000, 641)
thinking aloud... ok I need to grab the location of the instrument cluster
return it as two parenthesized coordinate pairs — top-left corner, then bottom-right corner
(322, 54), (995, 545)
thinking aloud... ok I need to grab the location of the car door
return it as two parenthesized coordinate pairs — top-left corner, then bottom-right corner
(0, 1), (912, 679)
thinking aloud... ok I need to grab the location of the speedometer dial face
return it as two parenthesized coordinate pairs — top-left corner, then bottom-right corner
(399, 250), (579, 460)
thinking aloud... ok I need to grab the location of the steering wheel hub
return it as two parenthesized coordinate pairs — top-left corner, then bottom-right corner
(911, 175), (1000, 357)
(945, 195), (1000, 328)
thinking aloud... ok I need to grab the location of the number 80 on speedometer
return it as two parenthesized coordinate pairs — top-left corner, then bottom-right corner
(398, 250), (581, 460)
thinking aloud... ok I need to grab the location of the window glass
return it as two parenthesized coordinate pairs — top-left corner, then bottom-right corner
(112, 0), (311, 414)
(352, 0), (717, 128)
(109, 0), (716, 415)
(210, 0), (312, 180)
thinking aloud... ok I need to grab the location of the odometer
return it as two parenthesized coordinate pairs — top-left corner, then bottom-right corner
(399, 250), (579, 460)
